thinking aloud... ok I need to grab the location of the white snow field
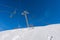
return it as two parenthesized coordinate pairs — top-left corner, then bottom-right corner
(0, 24), (60, 40)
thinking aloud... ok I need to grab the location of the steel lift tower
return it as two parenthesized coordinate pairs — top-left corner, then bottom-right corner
(21, 11), (29, 27)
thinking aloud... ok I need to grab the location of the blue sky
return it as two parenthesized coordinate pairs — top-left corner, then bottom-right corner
(0, 0), (60, 31)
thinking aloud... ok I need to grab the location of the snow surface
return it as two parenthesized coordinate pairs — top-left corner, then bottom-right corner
(0, 24), (60, 40)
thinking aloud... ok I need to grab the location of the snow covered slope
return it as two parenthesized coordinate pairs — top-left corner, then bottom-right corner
(0, 24), (60, 40)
